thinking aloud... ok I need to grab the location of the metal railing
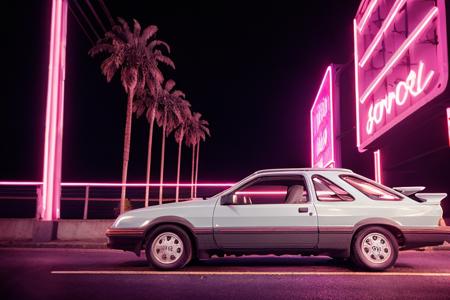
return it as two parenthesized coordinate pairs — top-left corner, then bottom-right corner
(0, 181), (234, 219)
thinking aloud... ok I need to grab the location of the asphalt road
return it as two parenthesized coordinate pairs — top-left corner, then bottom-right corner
(1, 248), (449, 300)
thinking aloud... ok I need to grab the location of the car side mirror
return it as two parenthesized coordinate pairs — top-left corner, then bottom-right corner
(221, 194), (234, 205)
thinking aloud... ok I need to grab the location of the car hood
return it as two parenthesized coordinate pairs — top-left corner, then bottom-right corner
(135, 197), (217, 212)
(112, 197), (218, 228)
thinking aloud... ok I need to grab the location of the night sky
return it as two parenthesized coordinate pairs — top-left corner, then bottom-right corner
(2, 1), (362, 183)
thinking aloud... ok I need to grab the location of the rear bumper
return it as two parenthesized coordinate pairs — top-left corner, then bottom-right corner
(106, 228), (145, 253)
(402, 227), (450, 249)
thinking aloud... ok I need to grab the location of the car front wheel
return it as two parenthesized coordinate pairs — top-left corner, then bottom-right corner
(145, 225), (192, 270)
(351, 226), (398, 271)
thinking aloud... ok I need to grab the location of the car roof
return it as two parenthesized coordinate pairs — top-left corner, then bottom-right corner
(253, 168), (353, 175)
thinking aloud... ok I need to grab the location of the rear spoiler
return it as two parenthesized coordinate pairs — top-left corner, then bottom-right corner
(393, 187), (447, 204)
(414, 193), (447, 205)
(393, 186), (425, 196)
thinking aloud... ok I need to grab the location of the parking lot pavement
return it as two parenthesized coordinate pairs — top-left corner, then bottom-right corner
(1, 248), (450, 300)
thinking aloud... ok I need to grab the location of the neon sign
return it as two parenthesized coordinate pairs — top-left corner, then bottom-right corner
(366, 61), (434, 134)
(310, 66), (335, 168)
(354, 0), (448, 151)
(447, 107), (450, 147)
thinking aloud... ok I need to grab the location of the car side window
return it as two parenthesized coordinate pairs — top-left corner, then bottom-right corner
(312, 175), (354, 202)
(340, 175), (402, 201)
(230, 176), (309, 205)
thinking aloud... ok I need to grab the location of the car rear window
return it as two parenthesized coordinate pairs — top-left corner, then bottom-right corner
(340, 175), (402, 201)
(312, 175), (354, 201)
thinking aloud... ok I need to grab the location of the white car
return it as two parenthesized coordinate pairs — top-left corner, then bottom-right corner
(106, 168), (449, 271)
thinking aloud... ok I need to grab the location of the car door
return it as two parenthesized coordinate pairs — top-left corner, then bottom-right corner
(213, 174), (318, 249)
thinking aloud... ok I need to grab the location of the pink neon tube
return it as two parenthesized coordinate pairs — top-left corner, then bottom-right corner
(374, 150), (382, 184)
(357, 0), (378, 33)
(359, 7), (439, 104)
(353, 19), (362, 149)
(0, 181), (234, 187)
(310, 66), (335, 168)
(235, 191), (287, 195)
(359, 0), (407, 67)
(447, 107), (450, 147)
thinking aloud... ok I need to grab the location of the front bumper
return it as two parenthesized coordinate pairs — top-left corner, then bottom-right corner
(106, 228), (145, 254)
(402, 227), (450, 249)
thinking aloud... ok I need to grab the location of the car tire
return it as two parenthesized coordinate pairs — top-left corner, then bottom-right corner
(351, 226), (398, 271)
(145, 225), (192, 270)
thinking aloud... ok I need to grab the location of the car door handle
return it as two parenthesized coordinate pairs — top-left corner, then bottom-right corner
(298, 207), (308, 213)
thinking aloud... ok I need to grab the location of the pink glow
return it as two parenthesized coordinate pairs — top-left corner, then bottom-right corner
(0, 181), (43, 186)
(354, 0), (448, 151)
(235, 191), (287, 195)
(365, 61), (435, 134)
(374, 150), (382, 184)
(310, 65), (335, 168)
(61, 182), (234, 187)
(353, 19), (362, 150)
(359, 7), (439, 105)
(447, 108), (450, 147)
(41, 0), (68, 220)
(357, 0), (378, 33)
(359, 0), (407, 68)
(0, 181), (234, 187)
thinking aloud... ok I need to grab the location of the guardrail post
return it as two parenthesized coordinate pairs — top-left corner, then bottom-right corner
(83, 186), (90, 220)
(35, 186), (42, 219)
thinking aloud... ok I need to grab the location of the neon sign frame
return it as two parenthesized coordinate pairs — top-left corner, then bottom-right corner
(310, 65), (336, 168)
(354, 0), (448, 152)
(447, 107), (450, 147)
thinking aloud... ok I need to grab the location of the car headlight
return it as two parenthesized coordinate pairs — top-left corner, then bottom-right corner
(112, 215), (134, 228)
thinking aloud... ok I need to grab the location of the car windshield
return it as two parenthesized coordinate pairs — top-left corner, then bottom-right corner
(211, 174), (255, 198)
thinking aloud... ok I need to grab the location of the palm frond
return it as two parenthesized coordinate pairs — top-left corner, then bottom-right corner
(133, 19), (141, 37)
(100, 56), (119, 82)
(148, 40), (171, 53)
(117, 17), (132, 42)
(88, 43), (114, 56)
(164, 80), (176, 92)
(172, 90), (185, 98)
(155, 53), (176, 69)
(141, 25), (158, 43)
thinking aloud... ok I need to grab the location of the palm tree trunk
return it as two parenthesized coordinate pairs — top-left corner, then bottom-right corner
(195, 141), (200, 198)
(175, 129), (184, 203)
(120, 89), (135, 214)
(190, 143), (196, 199)
(144, 108), (156, 207)
(158, 111), (167, 205)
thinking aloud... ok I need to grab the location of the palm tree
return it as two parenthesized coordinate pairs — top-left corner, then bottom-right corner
(133, 84), (158, 207)
(174, 108), (193, 202)
(89, 18), (173, 213)
(155, 80), (190, 204)
(185, 113), (210, 198)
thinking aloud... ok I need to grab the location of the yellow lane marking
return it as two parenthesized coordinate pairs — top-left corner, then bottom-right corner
(51, 270), (450, 277)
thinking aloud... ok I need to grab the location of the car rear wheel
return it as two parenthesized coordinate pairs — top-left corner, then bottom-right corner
(145, 225), (192, 270)
(351, 226), (398, 271)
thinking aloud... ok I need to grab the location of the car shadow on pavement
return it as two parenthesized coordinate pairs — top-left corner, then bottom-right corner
(194, 255), (352, 269)
(111, 255), (354, 272)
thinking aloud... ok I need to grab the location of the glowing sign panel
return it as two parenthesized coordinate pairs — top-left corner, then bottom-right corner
(447, 108), (450, 147)
(354, 0), (448, 151)
(311, 66), (335, 168)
